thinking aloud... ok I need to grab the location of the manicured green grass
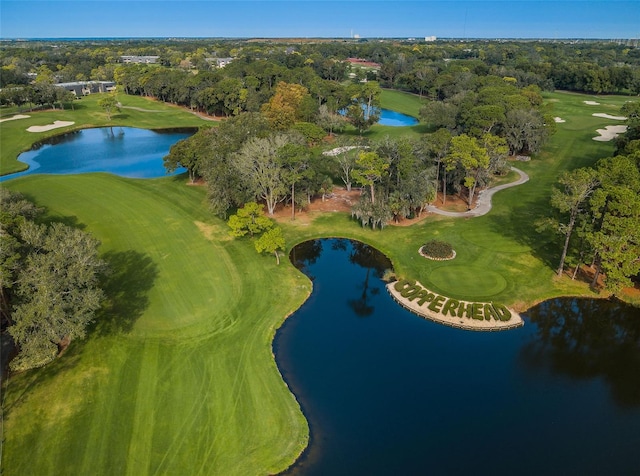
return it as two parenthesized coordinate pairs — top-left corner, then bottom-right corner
(1, 90), (636, 476)
(344, 89), (429, 139)
(2, 174), (310, 475)
(380, 88), (426, 118)
(0, 94), (208, 175)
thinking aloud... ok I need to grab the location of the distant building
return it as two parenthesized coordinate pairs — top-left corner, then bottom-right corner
(346, 58), (381, 69)
(205, 57), (234, 68)
(425, 36), (437, 42)
(120, 55), (160, 64)
(55, 81), (116, 96)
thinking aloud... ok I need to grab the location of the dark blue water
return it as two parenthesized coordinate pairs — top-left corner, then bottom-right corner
(0, 127), (193, 181)
(276, 239), (640, 476)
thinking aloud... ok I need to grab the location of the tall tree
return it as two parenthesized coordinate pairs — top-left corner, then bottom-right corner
(352, 150), (389, 205)
(422, 128), (452, 202)
(550, 167), (600, 276)
(254, 226), (286, 265)
(5, 219), (106, 371)
(261, 81), (311, 130)
(233, 133), (293, 215)
(98, 94), (119, 120)
(227, 202), (273, 237)
(163, 132), (205, 183)
(278, 142), (309, 220)
(587, 155), (640, 292)
(448, 134), (490, 208)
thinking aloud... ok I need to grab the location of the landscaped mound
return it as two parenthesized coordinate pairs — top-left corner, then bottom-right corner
(419, 240), (456, 260)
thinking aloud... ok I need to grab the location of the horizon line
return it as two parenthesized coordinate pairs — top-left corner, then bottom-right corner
(2, 36), (638, 41)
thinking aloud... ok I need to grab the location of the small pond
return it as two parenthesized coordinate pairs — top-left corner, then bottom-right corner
(378, 108), (419, 127)
(0, 127), (193, 182)
(276, 238), (640, 475)
(340, 107), (419, 127)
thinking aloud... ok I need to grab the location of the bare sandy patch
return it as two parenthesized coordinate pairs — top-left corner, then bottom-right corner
(27, 120), (75, 132)
(584, 100), (600, 105)
(593, 125), (628, 142)
(0, 114), (30, 123)
(194, 220), (231, 241)
(592, 113), (627, 121)
(554, 117), (566, 123)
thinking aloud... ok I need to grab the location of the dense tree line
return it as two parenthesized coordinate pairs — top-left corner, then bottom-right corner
(1, 190), (107, 371)
(548, 122), (640, 293)
(3, 38), (639, 97)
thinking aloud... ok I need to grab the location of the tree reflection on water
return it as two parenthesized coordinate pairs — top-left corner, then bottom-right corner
(522, 297), (640, 406)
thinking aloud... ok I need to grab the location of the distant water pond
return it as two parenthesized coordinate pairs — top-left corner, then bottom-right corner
(378, 108), (419, 126)
(0, 127), (194, 182)
(276, 238), (640, 475)
(339, 107), (419, 127)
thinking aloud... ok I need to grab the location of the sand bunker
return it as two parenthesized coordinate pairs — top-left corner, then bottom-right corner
(593, 125), (628, 142)
(592, 113), (627, 121)
(0, 114), (30, 123)
(322, 145), (369, 157)
(554, 117), (566, 123)
(27, 120), (75, 132)
(584, 100), (600, 105)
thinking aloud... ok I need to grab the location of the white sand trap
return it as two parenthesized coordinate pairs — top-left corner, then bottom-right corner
(554, 117), (566, 123)
(593, 125), (627, 142)
(27, 120), (75, 132)
(323, 145), (369, 156)
(592, 113), (627, 121)
(584, 100), (600, 105)
(0, 114), (30, 123)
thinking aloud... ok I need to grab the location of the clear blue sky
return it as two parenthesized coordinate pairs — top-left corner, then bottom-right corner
(1, 1), (639, 39)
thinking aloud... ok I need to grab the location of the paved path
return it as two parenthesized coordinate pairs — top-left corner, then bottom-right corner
(424, 167), (529, 218)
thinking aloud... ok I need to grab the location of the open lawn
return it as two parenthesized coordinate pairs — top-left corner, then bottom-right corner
(2, 175), (309, 475)
(1, 90), (637, 475)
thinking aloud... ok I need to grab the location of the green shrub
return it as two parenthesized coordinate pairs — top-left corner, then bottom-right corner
(421, 240), (454, 259)
(292, 122), (326, 145)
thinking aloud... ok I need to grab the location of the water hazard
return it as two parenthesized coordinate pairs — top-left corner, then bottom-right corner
(1, 127), (193, 181)
(276, 238), (640, 475)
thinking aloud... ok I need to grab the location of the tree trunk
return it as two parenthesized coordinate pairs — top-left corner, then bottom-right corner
(591, 255), (602, 288)
(557, 213), (576, 276)
(370, 183), (375, 205)
(433, 159), (441, 204)
(274, 250), (280, 265)
(291, 183), (296, 220)
(442, 169), (447, 205)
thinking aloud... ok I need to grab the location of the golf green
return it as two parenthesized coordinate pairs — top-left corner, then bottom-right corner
(428, 265), (508, 298)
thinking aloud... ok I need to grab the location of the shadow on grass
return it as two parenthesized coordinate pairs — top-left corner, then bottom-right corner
(484, 190), (560, 272)
(95, 250), (159, 336)
(2, 341), (84, 414)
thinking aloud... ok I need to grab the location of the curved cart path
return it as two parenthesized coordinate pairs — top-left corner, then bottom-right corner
(425, 167), (529, 218)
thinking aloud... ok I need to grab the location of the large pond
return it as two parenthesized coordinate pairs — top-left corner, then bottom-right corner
(0, 127), (193, 182)
(276, 238), (640, 475)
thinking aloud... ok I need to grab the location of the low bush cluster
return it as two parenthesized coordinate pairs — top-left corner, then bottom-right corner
(420, 240), (454, 259)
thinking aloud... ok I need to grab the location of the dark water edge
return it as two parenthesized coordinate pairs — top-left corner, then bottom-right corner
(0, 126), (194, 182)
(275, 238), (640, 476)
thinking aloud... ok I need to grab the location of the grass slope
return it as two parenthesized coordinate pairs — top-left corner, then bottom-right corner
(3, 175), (309, 475)
(1, 90), (636, 476)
